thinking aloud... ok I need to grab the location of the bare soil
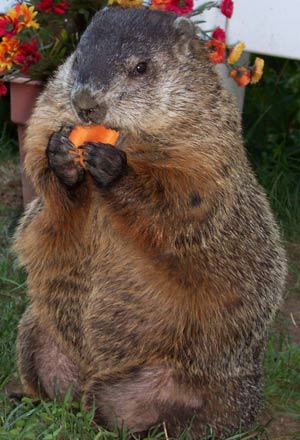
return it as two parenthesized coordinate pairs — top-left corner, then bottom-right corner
(259, 412), (300, 439)
(1, 162), (299, 439)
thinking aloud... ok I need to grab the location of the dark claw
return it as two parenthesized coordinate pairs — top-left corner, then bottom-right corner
(81, 143), (95, 153)
(8, 392), (41, 406)
(60, 136), (75, 149)
(8, 392), (26, 403)
(69, 154), (81, 159)
(60, 125), (74, 138)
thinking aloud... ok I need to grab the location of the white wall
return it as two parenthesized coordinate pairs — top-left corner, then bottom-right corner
(0, 0), (17, 14)
(227, 0), (300, 60)
(194, 0), (300, 60)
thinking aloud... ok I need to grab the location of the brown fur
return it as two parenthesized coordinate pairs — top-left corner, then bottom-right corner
(14, 8), (287, 438)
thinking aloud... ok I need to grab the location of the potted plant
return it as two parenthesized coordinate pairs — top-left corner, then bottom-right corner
(0, 0), (264, 204)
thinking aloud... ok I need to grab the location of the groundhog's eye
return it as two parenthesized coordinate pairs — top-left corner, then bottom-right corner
(134, 62), (147, 75)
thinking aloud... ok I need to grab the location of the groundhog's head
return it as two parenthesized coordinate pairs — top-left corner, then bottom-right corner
(70, 8), (218, 137)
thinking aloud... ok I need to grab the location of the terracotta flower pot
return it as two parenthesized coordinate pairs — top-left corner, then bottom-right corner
(10, 77), (44, 206)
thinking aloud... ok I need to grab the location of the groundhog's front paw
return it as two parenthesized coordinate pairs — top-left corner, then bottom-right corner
(47, 127), (86, 188)
(83, 142), (127, 188)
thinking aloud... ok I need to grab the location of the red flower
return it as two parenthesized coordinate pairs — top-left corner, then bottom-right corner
(165, 0), (193, 15)
(53, 2), (69, 14)
(0, 16), (19, 38)
(205, 39), (226, 64)
(212, 27), (226, 42)
(230, 66), (251, 86)
(14, 39), (41, 72)
(37, 0), (53, 13)
(0, 80), (7, 96)
(37, 0), (69, 14)
(220, 0), (234, 18)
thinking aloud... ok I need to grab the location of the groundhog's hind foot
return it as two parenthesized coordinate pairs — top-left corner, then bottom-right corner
(17, 308), (82, 401)
(83, 366), (263, 439)
(83, 366), (204, 436)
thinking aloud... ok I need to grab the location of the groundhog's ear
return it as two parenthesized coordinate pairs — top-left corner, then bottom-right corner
(174, 17), (196, 40)
(174, 17), (197, 54)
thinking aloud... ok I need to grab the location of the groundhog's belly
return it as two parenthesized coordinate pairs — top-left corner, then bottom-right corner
(79, 237), (189, 372)
(24, 206), (161, 367)
(21, 204), (201, 377)
(19, 204), (96, 359)
(30, 255), (93, 359)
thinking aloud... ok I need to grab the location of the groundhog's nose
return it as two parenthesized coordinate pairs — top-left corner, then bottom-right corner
(71, 87), (107, 123)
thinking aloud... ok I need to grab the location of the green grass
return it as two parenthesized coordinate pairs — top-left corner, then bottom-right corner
(0, 393), (271, 440)
(0, 393), (103, 440)
(0, 207), (26, 390)
(0, 385), (271, 440)
(264, 334), (300, 417)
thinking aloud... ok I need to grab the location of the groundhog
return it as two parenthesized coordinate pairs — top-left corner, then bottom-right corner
(14, 7), (287, 438)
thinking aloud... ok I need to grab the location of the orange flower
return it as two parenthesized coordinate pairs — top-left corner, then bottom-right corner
(205, 39), (226, 64)
(150, 0), (172, 11)
(227, 42), (245, 64)
(8, 2), (39, 31)
(0, 37), (20, 70)
(251, 57), (264, 84)
(230, 66), (251, 87)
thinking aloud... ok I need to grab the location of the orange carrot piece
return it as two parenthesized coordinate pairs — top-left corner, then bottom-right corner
(69, 125), (119, 148)
(68, 125), (119, 168)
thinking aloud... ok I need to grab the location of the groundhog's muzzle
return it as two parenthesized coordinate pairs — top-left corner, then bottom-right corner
(71, 84), (107, 124)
